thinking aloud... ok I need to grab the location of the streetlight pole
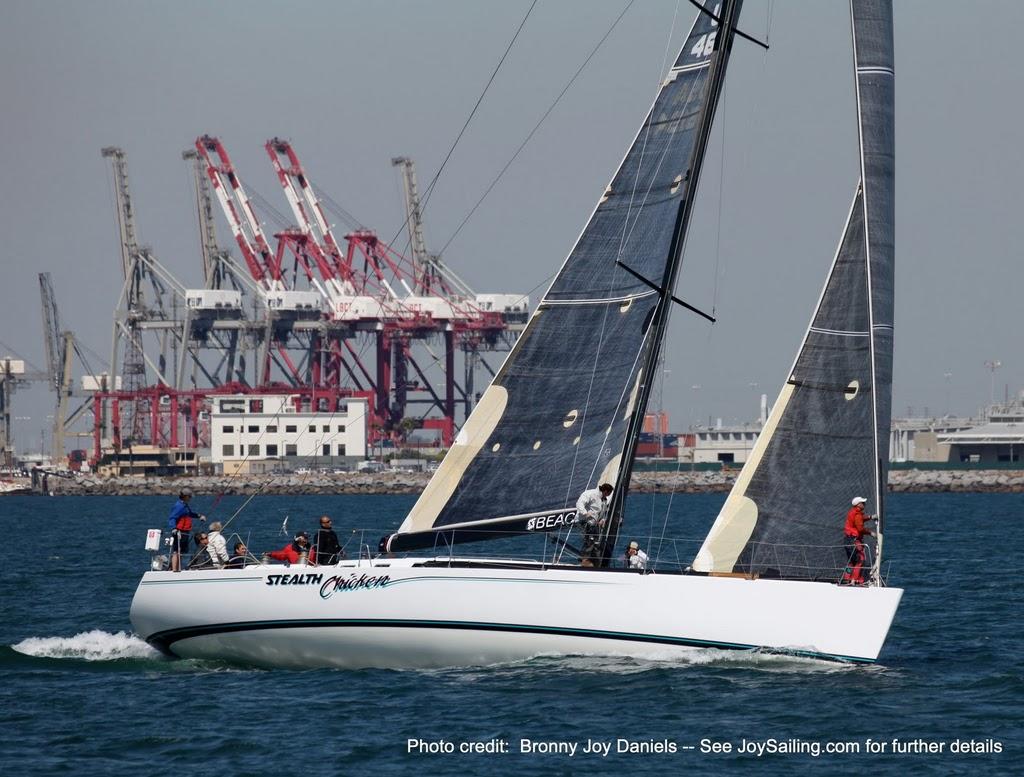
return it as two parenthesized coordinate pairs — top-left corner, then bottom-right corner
(747, 382), (759, 458)
(44, 414), (53, 465)
(984, 360), (1002, 408)
(14, 416), (30, 462)
(658, 367), (671, 459)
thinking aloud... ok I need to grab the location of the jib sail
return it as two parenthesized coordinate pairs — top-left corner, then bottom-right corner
(693, 0), (894, 581)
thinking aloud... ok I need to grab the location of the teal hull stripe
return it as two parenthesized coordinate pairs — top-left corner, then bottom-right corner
(385, 575), (608, 587)
(142, 574), (606, 588)
(146, 618), (873, 664)
(142, 577), (264, 585)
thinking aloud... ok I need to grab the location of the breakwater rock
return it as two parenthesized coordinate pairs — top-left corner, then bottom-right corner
(38, 472), (431, 496)
(888, 468), (1024, 493)
(30, 468), (1024, 496)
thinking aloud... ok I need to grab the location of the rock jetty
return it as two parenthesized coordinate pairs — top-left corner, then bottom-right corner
(28, 468), (1024, 496)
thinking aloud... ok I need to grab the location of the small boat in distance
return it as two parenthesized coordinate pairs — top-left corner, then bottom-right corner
(0, 477), (31, 496)
(131, 0), (902, 669)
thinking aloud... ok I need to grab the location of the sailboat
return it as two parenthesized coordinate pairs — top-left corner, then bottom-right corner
(130, 0), (902, 668)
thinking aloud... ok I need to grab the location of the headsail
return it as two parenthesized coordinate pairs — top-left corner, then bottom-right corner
(385, 1), (745, 553)
(693, 0), (894, 581)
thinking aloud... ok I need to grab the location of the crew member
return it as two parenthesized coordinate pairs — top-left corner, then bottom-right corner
(207, 521), (230, 568)
(624, 540), (649, 570)
(167, 487), (204, 572)
(575, 483), (613, 567)
(188, 532), (214, 570)
(841, 496), (875, 585)
(226, 542), (250, 569)
(312, 515), (344, 566)
(266, 532), (311, 565)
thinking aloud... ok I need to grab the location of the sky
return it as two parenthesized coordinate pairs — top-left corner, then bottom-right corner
(1, 0), (1021, 453)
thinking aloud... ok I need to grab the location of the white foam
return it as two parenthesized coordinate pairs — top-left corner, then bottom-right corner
(12, 630), (161, 661)
(445, 646), (855, 677)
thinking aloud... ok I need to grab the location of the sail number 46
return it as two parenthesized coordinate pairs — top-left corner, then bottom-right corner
(692, 32), (717, 58)
(691, 1), (722, 57)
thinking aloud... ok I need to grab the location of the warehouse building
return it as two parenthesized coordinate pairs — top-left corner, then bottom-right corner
(210, 393), (368, 474)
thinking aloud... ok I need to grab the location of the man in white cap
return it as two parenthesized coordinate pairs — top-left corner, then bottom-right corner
(841, 496), (875, 584)
(624, 540), (648, 570)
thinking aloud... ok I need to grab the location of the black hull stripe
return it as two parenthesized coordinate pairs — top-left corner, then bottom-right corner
(146, 619), (872, 664)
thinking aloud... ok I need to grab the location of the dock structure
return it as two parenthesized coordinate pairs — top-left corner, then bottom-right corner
(20, 142), (530, 471)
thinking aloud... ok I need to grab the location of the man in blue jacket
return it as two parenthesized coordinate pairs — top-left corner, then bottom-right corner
(167, 487), (205, 571)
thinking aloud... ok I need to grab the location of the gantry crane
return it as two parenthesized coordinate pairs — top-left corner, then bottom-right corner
(102, 146), (189, 443)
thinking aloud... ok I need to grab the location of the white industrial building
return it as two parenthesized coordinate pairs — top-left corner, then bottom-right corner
(690, 423), (761, 464)
(889, 416), (976, 462)
(210, 393), (368, 474)
(936, 396), (1024, 464)
(686, 396), (767, 464)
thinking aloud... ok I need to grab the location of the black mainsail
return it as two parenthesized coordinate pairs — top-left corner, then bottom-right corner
(385, 1), (745, 554)
(693, 0), (894, 581)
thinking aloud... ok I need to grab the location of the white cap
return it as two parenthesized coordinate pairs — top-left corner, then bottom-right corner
(628, 541), (639, 550)
(851, 496), (867, 506)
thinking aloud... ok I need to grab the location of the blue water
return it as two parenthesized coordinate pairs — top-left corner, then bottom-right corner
(1, 492), (1020, 776)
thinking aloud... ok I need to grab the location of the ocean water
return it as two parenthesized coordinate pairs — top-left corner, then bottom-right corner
(0, 492), (1020, 776)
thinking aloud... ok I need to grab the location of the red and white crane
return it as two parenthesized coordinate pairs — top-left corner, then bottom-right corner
(265, 138), (418, 315)
(196, 135), (284, 292)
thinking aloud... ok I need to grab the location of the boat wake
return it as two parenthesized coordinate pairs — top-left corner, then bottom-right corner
(11, 630), (161, 662)
(6, 630), (261, 673)
(420, 647), (872, 680)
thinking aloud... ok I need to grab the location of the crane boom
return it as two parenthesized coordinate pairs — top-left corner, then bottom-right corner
(265, 138), (354, 296)
(100, 147), (140, 282)
(38, 273), (62, 390)
(196, 135), (281, 290)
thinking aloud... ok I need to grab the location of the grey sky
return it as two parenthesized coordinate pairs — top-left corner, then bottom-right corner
(1, 1), (1021, 451)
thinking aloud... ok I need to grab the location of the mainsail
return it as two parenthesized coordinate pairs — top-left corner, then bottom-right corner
(693, 0), (894, 581)
(385, 1), (745, 553)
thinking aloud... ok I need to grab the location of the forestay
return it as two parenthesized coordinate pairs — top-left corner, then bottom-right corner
(693, 0), (894, 581)
(385, 2), (743, 553)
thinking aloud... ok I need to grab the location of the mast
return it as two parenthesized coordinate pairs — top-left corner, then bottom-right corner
(850, 0), (895, 582)
(603, 0), (744, 564)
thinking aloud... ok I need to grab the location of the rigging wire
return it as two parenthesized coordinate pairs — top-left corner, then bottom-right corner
(647, 350), (670, 545)
(0, 339), (45, 374)
(560, 0), (647, 508)
(388, 0), (539, 256)
(437, 0), (637, 258)
(655, 2), (778, 563)
(568, 0), (679, 490)
(243, 183), (293, 230)
(710, 78), (726, 317)
(212, 343), (377, 536)
(312, 184), (366, 232)
(218, 400), (372, 536)
(615, 0), (680, 264)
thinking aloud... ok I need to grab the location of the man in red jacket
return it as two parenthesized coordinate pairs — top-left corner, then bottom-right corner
(267, 532), (311, 564)
(841, 496), (875, 584)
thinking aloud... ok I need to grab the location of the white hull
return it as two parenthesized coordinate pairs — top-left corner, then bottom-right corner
(130, 559), (902, 668)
